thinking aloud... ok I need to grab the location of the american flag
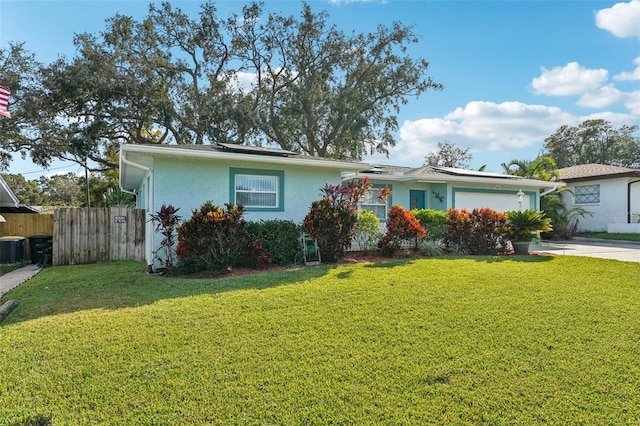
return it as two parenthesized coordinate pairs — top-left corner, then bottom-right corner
(0, 85), (11, 118)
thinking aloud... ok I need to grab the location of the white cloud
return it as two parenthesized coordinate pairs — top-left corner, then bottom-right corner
(366, 101), (577, 167)
(532, 62), (608, 96)
(614, 57), (640, 81)
(595, 0), (640, 38)
(577, 84), (625, 108)
(624, 90), (640, 115)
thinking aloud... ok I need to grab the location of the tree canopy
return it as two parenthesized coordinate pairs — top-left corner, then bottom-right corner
(0, 1), (442, 172)
(424, 141), (472, 168)
(543, 119), (640, 168)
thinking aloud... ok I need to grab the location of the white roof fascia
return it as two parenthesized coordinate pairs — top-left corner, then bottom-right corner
(357, 171), (563, 189)
(121, 144), (371, 172)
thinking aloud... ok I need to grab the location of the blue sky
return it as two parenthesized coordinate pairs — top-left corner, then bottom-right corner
(1, 0), (639, 179)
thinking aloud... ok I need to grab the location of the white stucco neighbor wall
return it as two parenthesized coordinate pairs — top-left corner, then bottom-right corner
(562, 177), (639, 232)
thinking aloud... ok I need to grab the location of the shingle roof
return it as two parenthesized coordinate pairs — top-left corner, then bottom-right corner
(558, 164), (640, 181)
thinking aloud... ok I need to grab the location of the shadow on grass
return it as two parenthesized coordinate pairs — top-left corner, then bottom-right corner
(1, 262), (336, 325)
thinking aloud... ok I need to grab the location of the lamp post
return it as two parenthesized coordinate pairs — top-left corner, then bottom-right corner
(517, 189), (524, 211)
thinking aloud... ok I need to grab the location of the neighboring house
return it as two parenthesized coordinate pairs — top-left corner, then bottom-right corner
(0, 174), (39, 214)
(120, 143), (561, 266)
(558, 164), (640, 233)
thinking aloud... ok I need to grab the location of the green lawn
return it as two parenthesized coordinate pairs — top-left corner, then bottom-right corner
(1, 257), (639, 425)
(575, 232), (640, 242)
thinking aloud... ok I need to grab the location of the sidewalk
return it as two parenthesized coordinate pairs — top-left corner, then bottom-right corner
(533, 239), (640, 263)
(0, 264), (41, 298)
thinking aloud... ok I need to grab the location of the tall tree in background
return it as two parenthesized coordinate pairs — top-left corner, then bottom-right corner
(424, 141), (472, 168)
(228, 3), (442, 160)
(501, 156), (558, 181)
(543, 119), (640, 168)
(2, 1), (442, 172)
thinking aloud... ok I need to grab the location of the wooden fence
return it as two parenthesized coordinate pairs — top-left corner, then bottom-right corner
(0, 213), (55, 261)
(53, 208), (146, 266)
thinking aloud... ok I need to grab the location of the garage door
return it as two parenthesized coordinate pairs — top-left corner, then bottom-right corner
(454, 192), (530, 212)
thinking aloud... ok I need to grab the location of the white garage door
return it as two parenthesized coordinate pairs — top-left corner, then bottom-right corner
(454, 192), (530, 212)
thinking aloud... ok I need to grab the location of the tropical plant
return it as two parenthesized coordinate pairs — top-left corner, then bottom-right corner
(411, 208), (448, 241)
(501, 156), (559, 181)
(506, 209), (553, 242)
(353, 209), (382, 253)
(245, 219), (301, 265)
(176, 201), (270, 274)
(149, 203), (181, 274)
(443, 208), (510, 255)
(302, 178), (390, 262)
(378, 205), (425, 256)
(541, 189), (592, 240)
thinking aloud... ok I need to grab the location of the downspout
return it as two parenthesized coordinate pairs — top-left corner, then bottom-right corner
(539, 185), (558, 197)
(628, 179), (640, 224)
(120, 151), (154, 270)
(119, 154), (151, 196)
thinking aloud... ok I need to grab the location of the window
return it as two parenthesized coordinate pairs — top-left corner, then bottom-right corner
(361, 185), (391, 221)
(574, 184), (600, 204)
(230, 168), (284, 211)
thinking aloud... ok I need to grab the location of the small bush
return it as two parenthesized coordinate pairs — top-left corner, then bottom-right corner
(378, 205), (426, 256)
(246, 220), (301, 265)
(176, 201), (270, 273)
(149, 204), (181, 274)
(353, 210), (382, 252)
(412, 208), (448, 241)
(443, 208), (510, 255)
(419, 240), (443, 257)
(303, 178), (390, 262)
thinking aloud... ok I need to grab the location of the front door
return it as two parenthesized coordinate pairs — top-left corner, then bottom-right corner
(409, 190), (425, 210)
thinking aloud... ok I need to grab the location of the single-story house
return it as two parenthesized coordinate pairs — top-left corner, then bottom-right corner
(558, 164), (640, 233)
(0, 174), (39, 215)
(120, 143), (562, 266)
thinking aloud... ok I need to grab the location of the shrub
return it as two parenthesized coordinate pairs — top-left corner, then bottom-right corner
(303, 178), (390, 262)
(176, 201), (270, 273)
(353, 209), (382, 252)
(149, 203), (181, 274)
(412, 208), (448, 241)
(246, 220), (301, 265)
(419, 240), (443, 257)
(443, 208), (510, 255)
(378, 205), (426, 256)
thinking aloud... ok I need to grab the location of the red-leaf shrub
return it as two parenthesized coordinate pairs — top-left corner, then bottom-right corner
(149, 203), (181, 274)
(176, 201), (270, 273)
(443, 208), (510, 255)
(378, 205), (426, 256)
(302, 178), (390, 262)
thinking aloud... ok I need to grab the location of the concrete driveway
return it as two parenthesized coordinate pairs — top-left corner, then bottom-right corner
(533, 239), (640, 263)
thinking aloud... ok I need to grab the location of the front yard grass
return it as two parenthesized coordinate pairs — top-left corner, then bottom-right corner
(575, 231), (640, 242)
(1, 257), (639, 424)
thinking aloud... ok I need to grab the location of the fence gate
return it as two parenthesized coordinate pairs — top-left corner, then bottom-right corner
(53, 207), (145, 266)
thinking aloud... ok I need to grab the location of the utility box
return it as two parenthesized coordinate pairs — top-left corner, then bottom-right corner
(29, 235), (53, 265)
(0, 236), (26, 263)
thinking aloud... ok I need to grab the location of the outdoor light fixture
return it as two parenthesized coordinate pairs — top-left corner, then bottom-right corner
(516, 189), (524, 211)
(0, 214), (5, 223)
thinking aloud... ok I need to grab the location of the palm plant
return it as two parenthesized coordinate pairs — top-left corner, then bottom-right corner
(506, 209), (553, 241)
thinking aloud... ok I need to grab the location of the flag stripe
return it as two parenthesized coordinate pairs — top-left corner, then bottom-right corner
(0, 85), (10, 118)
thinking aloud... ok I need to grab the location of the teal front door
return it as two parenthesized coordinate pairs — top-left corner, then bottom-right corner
(409, 190), (425, 210)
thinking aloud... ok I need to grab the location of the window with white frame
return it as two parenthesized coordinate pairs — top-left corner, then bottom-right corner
(230, 168), (284, 210)
(361, 186), (391, 221)
(574, 184), (600, 204)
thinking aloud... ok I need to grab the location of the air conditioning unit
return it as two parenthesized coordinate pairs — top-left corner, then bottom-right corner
(0, 236), (26, 263)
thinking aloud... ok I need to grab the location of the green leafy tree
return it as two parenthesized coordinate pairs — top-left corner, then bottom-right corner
(501, 156), (559, 181)
(543, 119), (640, 168)
(1, 173), (44, 205)
(424, 141), (472, 168)
(228, 2), (442, 160)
